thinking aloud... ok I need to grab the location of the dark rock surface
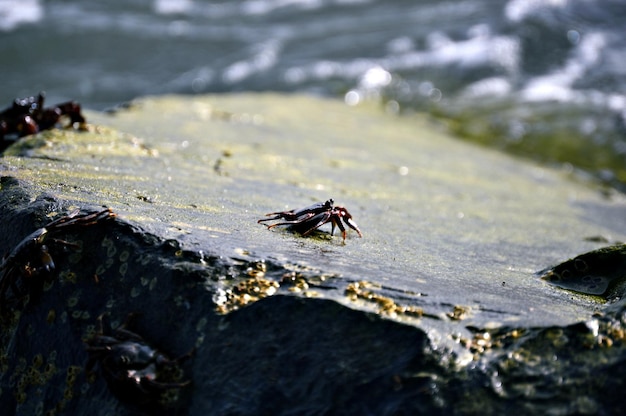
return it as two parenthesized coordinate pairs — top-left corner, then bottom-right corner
(2, 94), (626, 415)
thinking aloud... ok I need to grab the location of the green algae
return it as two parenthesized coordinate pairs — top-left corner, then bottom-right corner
(2, 93), (626, 331)
(3, 93), (626, 415)
(431, 98), (626, 191)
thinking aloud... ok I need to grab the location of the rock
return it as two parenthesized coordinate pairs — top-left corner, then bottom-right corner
(539, 244), (626, 297)
(1, 93), (626, 415)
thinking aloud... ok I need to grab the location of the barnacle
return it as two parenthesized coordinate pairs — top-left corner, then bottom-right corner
(345, 281), (423, 318)
(214, 276), (280, 314)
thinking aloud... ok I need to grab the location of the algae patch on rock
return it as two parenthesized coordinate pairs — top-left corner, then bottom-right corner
(2, 93), (626, 415)
(50, 94), (626, 326)
(3, 93), (626, 327)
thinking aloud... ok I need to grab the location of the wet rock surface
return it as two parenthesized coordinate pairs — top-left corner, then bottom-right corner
(1, 94), (626, 415)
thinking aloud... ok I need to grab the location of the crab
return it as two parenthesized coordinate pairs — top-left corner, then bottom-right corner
(258, 198), (363, 242)
(85, 313), (192, 408)
(0, 92), (87, 143)
(0, 208), (115, 312)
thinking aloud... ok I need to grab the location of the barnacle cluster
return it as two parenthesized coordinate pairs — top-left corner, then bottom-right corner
(581, 311), (626, 349)
(279, 271), (325, 298)
(57, 365), (83, 413)
(213, 260), (279, 314)
(212, 260), (334, 314)
(345, 281), (423, 318)
(452, 328), (525, 357)
(447, 305), (471, 321)
(281, 271), (310, 292)
(454, 308), (626, 362)
(0, 346), (9, 375)
(10, 351), (58, 406)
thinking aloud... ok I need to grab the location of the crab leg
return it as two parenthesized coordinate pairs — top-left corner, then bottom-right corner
(258, 200), (333, 223)
(343, 217), (363, 238)
(331, 218), (347, 241)
(299, 211), (333, 237)
(49, 208), (115, 230)
(258, 211), (316, 225)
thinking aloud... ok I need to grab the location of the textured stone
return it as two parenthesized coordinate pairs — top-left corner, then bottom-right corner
(2, 94), (626, 415)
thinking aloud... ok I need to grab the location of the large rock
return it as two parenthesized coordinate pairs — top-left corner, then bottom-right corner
(1, 93), (626, 415)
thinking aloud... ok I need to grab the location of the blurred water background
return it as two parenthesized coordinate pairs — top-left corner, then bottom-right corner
(2, 0), (626, 190)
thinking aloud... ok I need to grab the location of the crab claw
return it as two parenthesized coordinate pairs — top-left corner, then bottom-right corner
(345, 217), (363, 238)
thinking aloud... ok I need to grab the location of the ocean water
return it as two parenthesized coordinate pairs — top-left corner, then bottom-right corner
(2, 0), (625, 189)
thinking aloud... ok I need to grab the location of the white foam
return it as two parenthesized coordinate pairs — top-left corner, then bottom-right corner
(521, 32), (606, 102)
(505, 0), (568, 22)
(0, 0), (42, 31)
(153, 0), (194, 15)
(222, 40), (282, 84)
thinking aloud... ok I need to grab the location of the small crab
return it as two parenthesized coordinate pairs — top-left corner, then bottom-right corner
(258, 198), (363, 242)
(0, 92), (86, 145)
(0, 208), (115, 311)
(85, 313), (192, 408)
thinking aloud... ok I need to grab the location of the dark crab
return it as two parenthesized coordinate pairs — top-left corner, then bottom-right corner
(0, 208), (115, 312)
(0, 92), (86, 143)
(85, 314), (192, 408)
(258, 198), (363, 242)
